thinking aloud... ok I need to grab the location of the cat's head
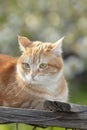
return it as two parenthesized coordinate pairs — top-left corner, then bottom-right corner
(17, 36), (64, 85)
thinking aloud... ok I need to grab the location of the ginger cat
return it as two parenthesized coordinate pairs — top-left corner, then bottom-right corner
(0, 36), (68, 109)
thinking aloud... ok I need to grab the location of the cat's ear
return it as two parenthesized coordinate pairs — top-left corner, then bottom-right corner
(52, 37), (64, 56)
(18, 36), (31, 51)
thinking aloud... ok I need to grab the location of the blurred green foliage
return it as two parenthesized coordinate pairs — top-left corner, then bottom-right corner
(0, 0), (87, 130)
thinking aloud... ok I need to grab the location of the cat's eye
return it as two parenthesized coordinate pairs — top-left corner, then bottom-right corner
(39, 63), (48, 69)
(22, 63), (30, 69)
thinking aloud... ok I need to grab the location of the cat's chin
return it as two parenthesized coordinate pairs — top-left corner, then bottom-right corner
(28, 80), (38, 84)
(26, 79), (46, 85)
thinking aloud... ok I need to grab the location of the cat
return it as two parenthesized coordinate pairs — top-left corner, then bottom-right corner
(0, 36), (68, 109)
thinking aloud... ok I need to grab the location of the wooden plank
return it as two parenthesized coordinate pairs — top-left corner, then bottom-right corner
(0, 101), (87, 129)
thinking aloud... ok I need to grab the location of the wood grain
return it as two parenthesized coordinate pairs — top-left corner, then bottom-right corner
(0, 101), (87, 129)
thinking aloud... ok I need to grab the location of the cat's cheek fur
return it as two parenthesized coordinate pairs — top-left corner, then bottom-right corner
(17, 64), (28, 83)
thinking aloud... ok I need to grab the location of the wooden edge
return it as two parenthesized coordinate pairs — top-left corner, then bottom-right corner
(44, 100), (87, 112)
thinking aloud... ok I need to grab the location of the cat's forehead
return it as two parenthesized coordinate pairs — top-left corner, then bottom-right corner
(26, 41), (53, 54)
(22, 42), (53, 64)
(33, 41), (51, 46)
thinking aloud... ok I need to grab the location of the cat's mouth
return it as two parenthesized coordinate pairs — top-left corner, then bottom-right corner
(28, 77), (45, 85)
(31, 78), (37, 83)
(28, 77), (38, 84)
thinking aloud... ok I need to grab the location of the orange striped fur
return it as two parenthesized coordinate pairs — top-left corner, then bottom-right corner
(0, 36), (68, 109)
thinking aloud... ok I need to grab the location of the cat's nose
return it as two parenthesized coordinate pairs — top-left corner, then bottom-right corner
(31, 69), (39, 79)
(31, 73), (36, 79)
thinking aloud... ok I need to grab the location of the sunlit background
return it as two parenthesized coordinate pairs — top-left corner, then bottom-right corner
(0, 0), (87, 130)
